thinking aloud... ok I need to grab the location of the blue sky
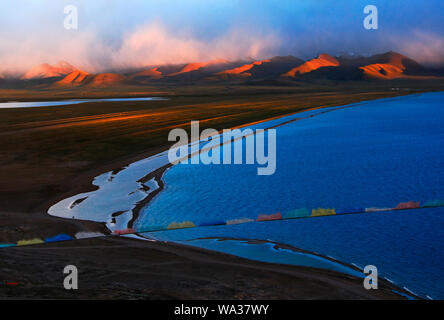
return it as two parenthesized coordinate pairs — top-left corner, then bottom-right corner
(1, 0), (443, 73)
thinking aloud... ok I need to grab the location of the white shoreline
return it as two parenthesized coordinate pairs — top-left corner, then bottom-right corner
(48, 96), (412, 232)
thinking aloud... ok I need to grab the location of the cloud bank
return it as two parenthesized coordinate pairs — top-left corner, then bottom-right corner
(0, 22), (281, 76)
(1, 0), (444, 77)
(392, 31), (444, 66)
(111, 23), (280, 70)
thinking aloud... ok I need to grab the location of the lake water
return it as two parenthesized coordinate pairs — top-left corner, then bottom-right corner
(0, 97), (165, 109)
(136, 92), (444, 299)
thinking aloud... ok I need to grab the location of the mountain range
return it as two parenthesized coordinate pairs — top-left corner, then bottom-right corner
(2, 51), (442, 87)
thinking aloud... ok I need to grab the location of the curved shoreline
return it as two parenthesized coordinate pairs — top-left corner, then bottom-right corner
(45, 93), (425, 226)
(48, 103), (343, 229)
(44, 93), (433, 299)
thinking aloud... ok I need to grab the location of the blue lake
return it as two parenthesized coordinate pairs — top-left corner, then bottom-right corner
(137, 92), (444, 299)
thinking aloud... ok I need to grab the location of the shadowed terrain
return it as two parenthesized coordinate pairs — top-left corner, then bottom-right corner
(0, 236), (408, 300)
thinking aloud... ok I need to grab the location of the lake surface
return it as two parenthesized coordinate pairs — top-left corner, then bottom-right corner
(0, 97), (165, 109)
(136, 92), (444, 299)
